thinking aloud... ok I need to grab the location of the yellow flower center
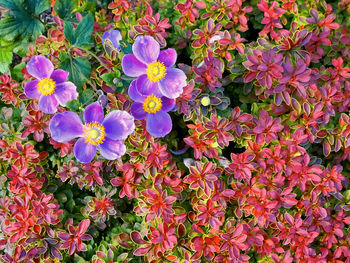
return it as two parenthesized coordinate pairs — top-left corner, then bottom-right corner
(146, 61), (166, 82)
(37, 78), (56, 96)
(83, 122), (106, 145)
(143, 95), (162, 114)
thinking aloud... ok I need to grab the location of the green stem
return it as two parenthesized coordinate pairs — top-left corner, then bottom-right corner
(73, 46), (112, 73)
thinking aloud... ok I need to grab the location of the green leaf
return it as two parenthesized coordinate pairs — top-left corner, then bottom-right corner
(63, 14), (94, 47)
(75, 15), (94, 46)
(0, 51), (13, 74)
(100, 70), (120, 87)
(63, 22), (76, 44)
(79, 89), (94, 104)
(0, 0), (49, 43)
(54, 0), (78, 21)
(11, 62), (25, 81)
(100, 72), (115, 86)
(59, 53), (91, 90)
(66, 99), (80, 112)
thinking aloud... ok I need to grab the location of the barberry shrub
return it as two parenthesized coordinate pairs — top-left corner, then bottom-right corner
(0, 0), (349, 262)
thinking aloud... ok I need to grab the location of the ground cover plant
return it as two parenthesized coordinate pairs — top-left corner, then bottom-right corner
(0, 0), (350, 262)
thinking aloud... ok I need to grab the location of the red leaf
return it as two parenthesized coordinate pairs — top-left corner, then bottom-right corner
(77, 219), (90, 236)
(131, 231), (147, 245)
(133, 246), (151, 256)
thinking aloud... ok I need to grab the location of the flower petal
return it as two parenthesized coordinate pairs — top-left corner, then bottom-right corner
(130, 102), (147, 120)
(97, 137), (126, 160)
(50, 69), (69, 84)
(54, 82), (78, 106)
(39, 95), (58, 114)
(74, 138), (97, 163)
(128, 80), (145, 102)
(136, 74), (162, 97)
(158, 48), (177, 67)
(161, 97), (175, 112)
(84, 102), (104, 124)
(102, 29), (122, 50)
(26, 55), (54, 80)
(24, 80), (40, 99)
(159, 68), (187, 99)
(146, 110), (172, 137)
(122, 54), (147, 77)
(102, 110), (135, 140)
(133, 35), (160, 64)
(50, 111), (84, 142)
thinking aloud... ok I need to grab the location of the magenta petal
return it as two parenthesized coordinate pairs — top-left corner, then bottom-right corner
(74, 138), (97, 163)
(158, 48), (177, 67)
(39, 94), (58, 114)
(130, 102), (147, 120)
(146, 110), (172, 137)
(24, 80), (40, 99)
(97, 137), (126, 160)
(50, 69), (69, 84)
(54, 82), (78, 106)
(161, 97), (175, 112)
(50, 111), (84, 142)
(122, 54), (147, 77)
(102, 110), (135, 140)
(136, 74), (162, 97)
(128, 80), (145, 102)
(84, 102), (104, 123)
(26, 55), (54, 80)
(133, 35), (160, 64)
(159, 68), (187, 99)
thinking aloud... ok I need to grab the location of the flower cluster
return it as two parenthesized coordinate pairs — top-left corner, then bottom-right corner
(122, 35), (187, 137)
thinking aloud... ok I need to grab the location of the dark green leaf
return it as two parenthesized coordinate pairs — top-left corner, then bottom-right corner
(63, 22), (76, 45)
(74, 15), (94, 46)
(30, 0), (50, 14)
(0, 0), (49, 43)
(59, 53), (91, 90)
(54, 0), (78, 21)
(63, 14), (94, 47)
(80, 89), (94, 104)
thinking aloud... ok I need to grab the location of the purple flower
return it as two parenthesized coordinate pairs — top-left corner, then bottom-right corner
(122, 35), (187, 99)
(24, 55), (78, 114)
(102, 29), (122, 51)
(49, 102), (135, 163)
(129, 80), (175, 137)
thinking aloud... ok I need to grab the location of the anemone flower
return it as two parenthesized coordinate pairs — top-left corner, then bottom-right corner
(24, 55), (78, 114)
(102, 29), (122, 51)
(128, 80), (175, 137)
(122, 35), (187, 99)
(49, 102), (135, 163)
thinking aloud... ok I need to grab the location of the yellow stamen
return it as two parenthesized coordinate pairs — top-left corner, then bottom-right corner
(143, 95), (162, 114)
(83, 122), (106, 145)
(146, 61), (166, 82)
(37, 78), (56, 96)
